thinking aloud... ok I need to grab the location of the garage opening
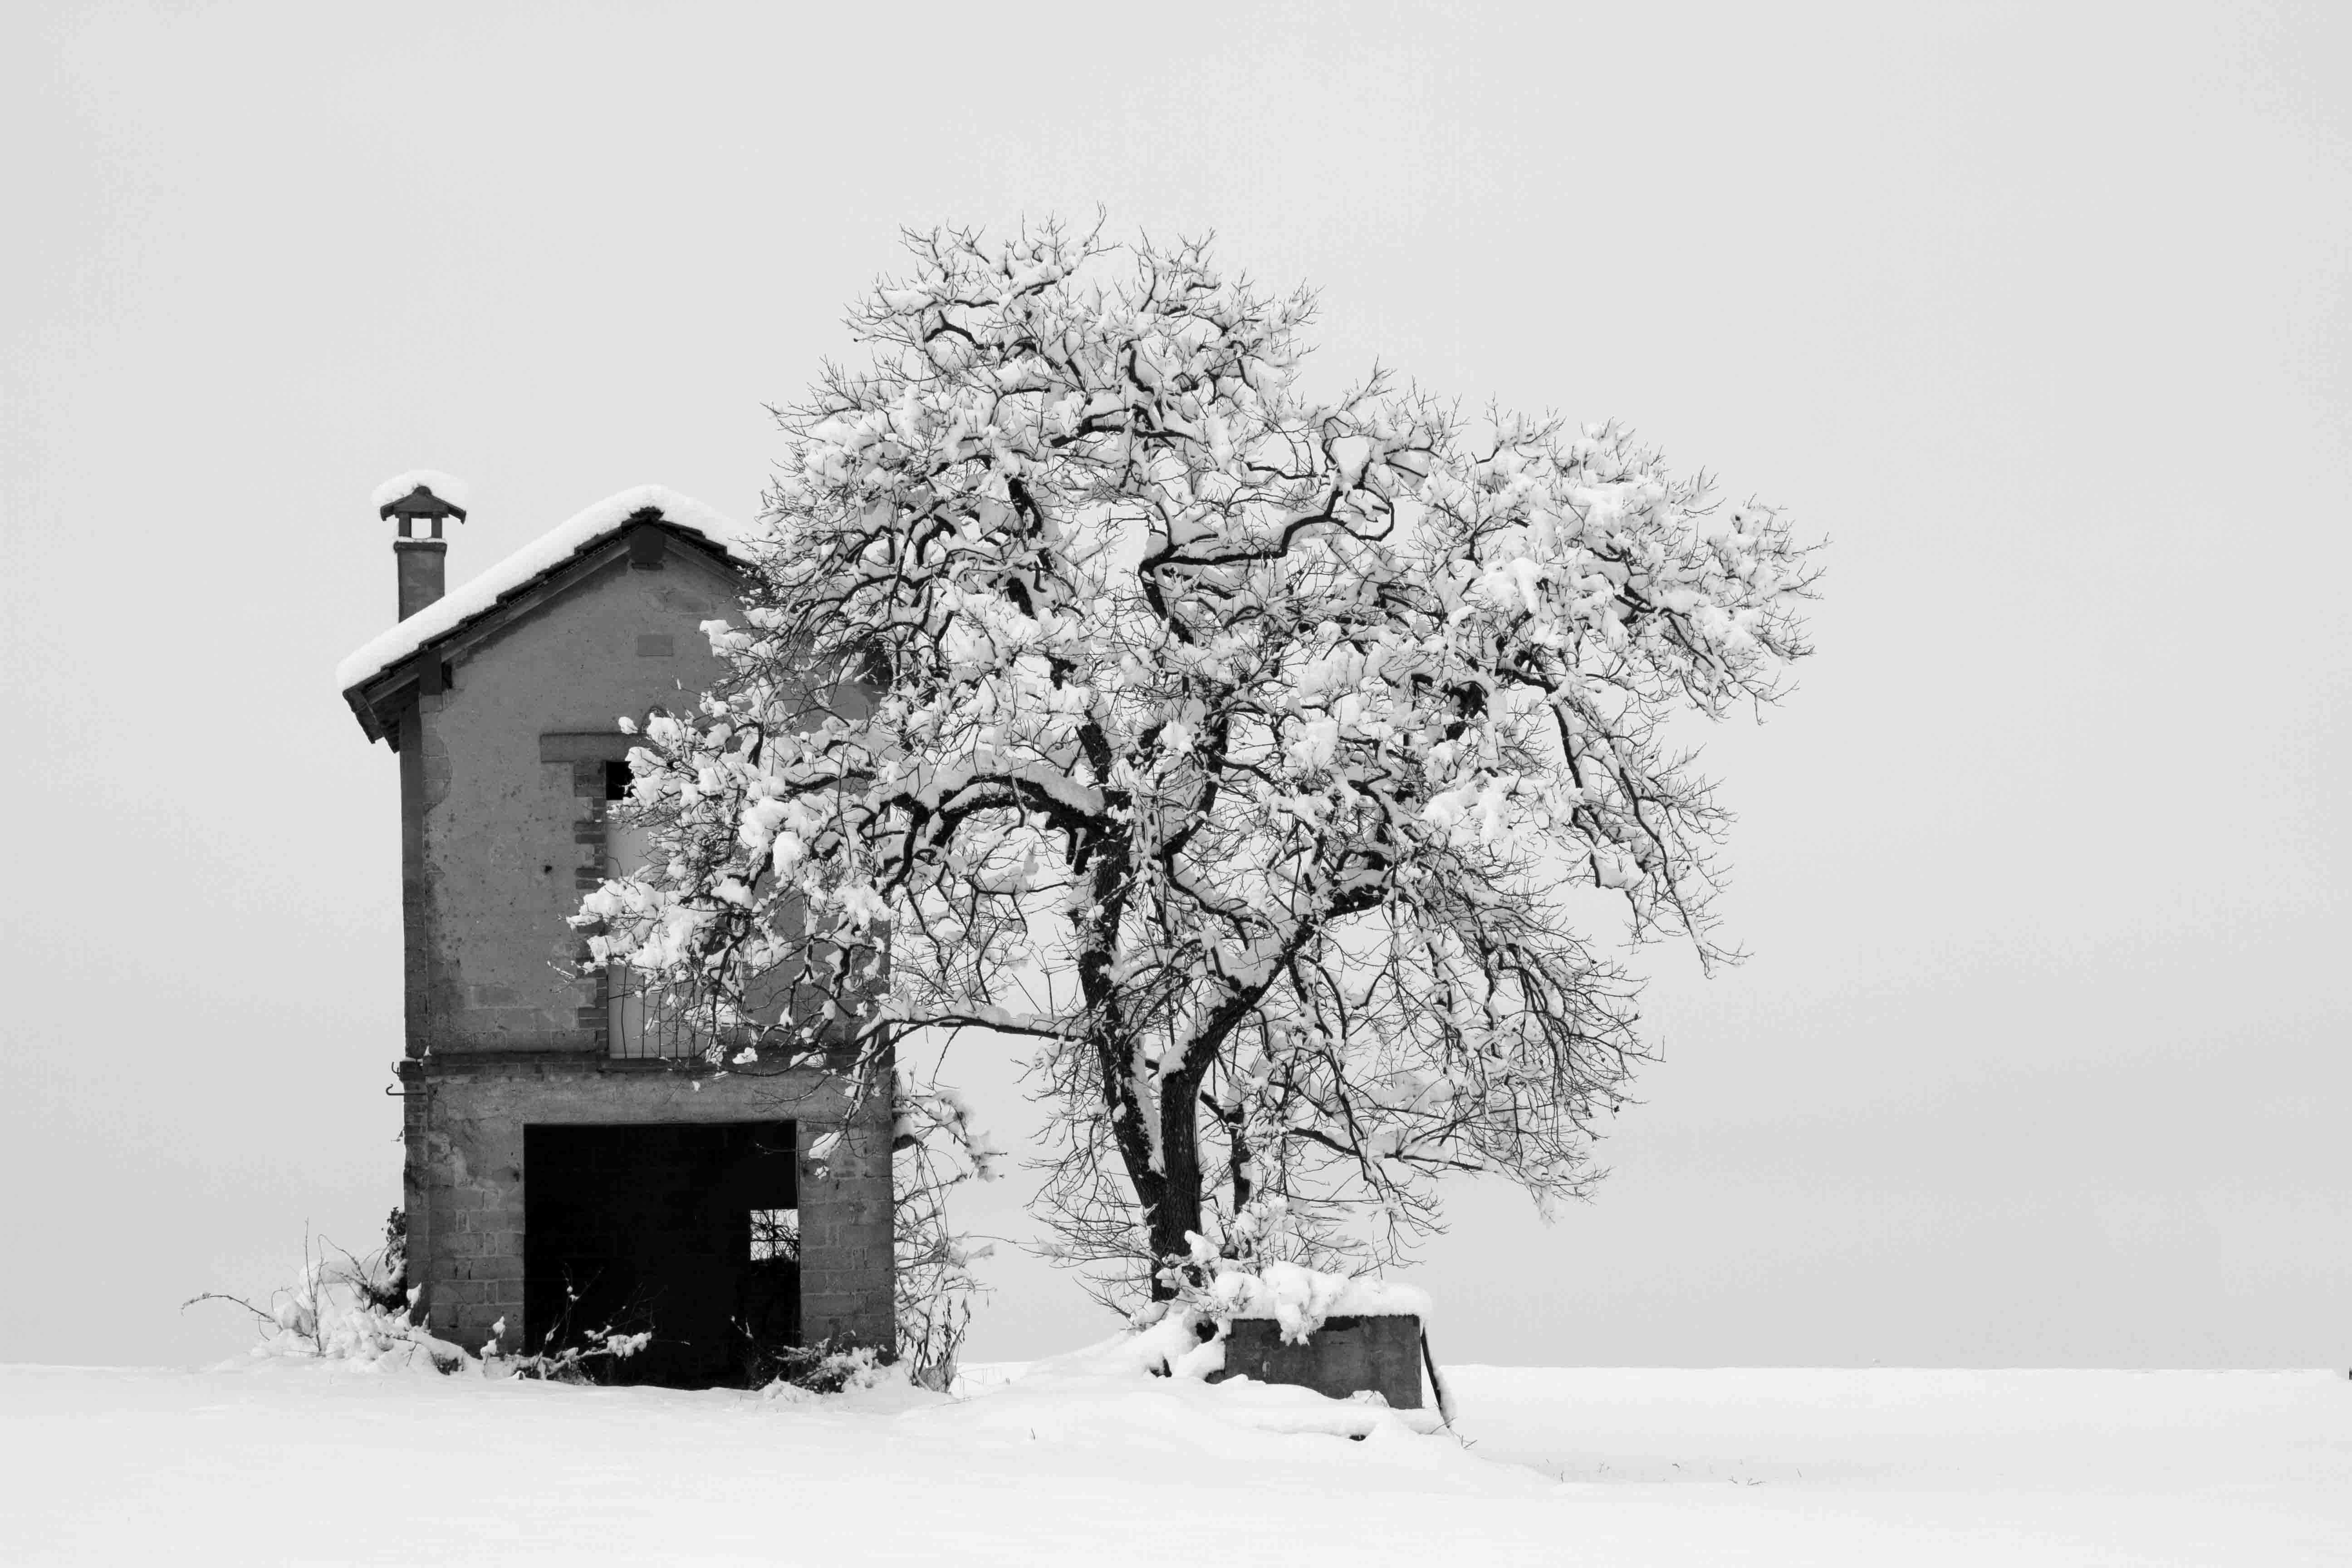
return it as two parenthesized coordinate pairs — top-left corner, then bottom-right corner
(522, 1121), (799, 1387)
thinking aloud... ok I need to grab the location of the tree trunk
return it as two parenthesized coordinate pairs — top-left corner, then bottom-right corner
(1227, 1105), (1253, 1215)
(1142, 1063), (1208, 1298)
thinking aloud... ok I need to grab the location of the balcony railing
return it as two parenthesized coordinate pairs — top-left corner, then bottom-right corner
(606, 965), (701, 1060)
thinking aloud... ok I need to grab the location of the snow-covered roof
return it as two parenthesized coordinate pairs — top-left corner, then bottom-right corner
(336, 484), (753, 695)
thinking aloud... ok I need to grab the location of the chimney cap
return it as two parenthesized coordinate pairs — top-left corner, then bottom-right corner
(371, 469), (472, 522)
(378, 486), (469, 524)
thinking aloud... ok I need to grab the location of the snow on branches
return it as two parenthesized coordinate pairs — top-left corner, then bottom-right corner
(578, 219), (1818, 1303)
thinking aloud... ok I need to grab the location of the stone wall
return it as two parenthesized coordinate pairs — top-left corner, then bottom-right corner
(401, 1059), (894, 1355)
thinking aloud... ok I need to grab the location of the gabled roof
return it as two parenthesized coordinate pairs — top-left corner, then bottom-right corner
(338, 484), (755, 741)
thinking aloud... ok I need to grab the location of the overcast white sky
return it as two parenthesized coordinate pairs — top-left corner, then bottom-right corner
(3, 1), (2345, 1369)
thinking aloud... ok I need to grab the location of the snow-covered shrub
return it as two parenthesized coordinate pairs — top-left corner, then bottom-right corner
(185, 1223), (468, 1375)
(357, 1207), (408, 1315)
(502, 1275), (659, 1383)
(503, 1323), (653, 1383)
(892, 1078), (997, 1390)
(757, 1336), (894, 1398)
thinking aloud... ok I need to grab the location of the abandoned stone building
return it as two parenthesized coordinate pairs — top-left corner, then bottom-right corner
(338, 477), (893, 1385)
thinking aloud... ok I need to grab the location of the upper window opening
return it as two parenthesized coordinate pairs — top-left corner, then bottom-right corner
(603, 759), (633, 801)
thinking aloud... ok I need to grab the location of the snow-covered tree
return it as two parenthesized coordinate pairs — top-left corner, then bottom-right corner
(579, 221), (1818, 1305)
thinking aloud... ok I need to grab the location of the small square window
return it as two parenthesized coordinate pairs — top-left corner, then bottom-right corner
(750, 1208), (799, 1263)
(603, 759), (633, 801)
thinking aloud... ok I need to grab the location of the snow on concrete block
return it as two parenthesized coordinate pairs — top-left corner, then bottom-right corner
(1205, 1259), (1433, 1342)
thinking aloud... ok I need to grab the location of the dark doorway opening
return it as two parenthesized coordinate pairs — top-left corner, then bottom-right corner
(523, 1121), (799, 1387)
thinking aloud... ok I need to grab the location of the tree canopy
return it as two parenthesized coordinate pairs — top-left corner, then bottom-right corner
(579, 221), (1819, 1306)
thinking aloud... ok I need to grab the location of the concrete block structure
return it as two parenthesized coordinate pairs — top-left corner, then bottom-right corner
(340, 480), (893, 1384)
(1212, 1315), (1427, 1410)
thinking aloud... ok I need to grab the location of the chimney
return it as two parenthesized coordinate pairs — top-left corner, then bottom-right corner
(375, 476), (469, 621)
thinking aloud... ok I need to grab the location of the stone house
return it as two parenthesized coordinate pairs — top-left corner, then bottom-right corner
(338, 478), (893, 1385)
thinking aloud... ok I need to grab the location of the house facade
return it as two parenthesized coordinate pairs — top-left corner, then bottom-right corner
(339, 478), (893, 1384)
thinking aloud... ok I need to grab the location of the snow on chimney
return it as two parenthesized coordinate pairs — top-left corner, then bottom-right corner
(372, 470), (470, 622)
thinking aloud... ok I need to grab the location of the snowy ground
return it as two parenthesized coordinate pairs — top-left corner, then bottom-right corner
(3, 1357), (2346, 1565)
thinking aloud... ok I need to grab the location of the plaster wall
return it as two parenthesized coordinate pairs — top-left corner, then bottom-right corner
(408, 536), (738, 1053)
